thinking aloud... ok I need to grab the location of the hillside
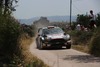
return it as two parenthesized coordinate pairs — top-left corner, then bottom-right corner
(18, 16), (77, 25)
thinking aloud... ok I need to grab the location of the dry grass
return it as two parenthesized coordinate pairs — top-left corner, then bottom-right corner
(19, 34), (33, 63)
(72, 44), (89, 53)
(18, 34), (49, 67)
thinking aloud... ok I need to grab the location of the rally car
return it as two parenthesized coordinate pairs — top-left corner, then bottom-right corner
(36, 26), (71, 49)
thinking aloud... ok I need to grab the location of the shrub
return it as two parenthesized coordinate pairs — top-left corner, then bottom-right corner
(89, 27), (100, 57)
(21, 24), (35, 37)
(0, 15), (22, 63)
(70, 30), (93, 45)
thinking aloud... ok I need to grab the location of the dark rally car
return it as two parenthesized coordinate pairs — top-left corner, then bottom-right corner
(36, 26), (71, 49)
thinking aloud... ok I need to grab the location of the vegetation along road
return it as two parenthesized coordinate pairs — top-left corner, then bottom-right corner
(30, 41), (100, 67)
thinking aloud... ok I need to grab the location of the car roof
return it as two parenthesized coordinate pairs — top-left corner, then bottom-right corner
(42, 26), (59, 29)
(38, 26), (61, 33)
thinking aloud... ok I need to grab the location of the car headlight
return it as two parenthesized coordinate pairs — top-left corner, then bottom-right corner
(45, 36), (51, 41)
(41, 37), (45, 40)
(64, 34), (71, 40)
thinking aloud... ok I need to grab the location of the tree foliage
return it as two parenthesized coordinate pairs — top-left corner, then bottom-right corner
(0, 15), (22, 64)
(77, 14), (90, 27)
(0, 0), (21, 64)
(77, 13), (100, 28)
(0, 0), (18, 15)
(96, 13), (100, 27)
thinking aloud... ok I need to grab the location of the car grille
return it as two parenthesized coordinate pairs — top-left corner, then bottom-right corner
(49, 39), (65, 44)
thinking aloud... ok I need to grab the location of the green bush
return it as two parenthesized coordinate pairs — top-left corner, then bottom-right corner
(96, 13), (100, 27)
(0, 15), (22, 63)
(89, 27), (100, 57)
(70, 30), (93, 45)
(21, 24), (35, 37)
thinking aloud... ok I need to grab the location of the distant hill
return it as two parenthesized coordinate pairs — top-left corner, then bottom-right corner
(18, 17), (39, 25)
(18, 16), (77, 25)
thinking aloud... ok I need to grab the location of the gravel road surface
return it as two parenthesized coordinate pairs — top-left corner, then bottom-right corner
(30, 42), (100, 67)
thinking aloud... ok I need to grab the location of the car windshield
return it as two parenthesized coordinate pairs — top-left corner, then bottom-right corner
(43, 27), (64, 34)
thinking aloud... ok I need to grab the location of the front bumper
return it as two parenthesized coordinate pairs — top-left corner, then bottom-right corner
(43, 39), (71, 46)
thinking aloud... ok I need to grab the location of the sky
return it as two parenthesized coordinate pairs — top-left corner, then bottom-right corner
(13, 0), (100, 19)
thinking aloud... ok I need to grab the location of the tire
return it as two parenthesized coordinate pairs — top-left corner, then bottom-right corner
(36, 38), (39, 49)
(66, 44), (71, 49)
(39, 40), (44, 50)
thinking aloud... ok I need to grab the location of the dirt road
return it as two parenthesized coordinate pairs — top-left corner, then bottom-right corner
(30, 42), (100, 67)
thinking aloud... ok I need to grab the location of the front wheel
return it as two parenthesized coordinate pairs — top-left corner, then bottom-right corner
(66, 44), (71, 49)
(39, 40), (44, 50)
(36, 38), (39, 49)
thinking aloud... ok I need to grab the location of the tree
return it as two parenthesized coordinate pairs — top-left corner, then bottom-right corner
(96, 13), (100, 27)
(0, 0), (18, 15)
(0, 0), (3, 15)
(77, 14), (90, 27)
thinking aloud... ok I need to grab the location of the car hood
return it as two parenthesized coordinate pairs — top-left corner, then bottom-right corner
(47, 33), (64, 39)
